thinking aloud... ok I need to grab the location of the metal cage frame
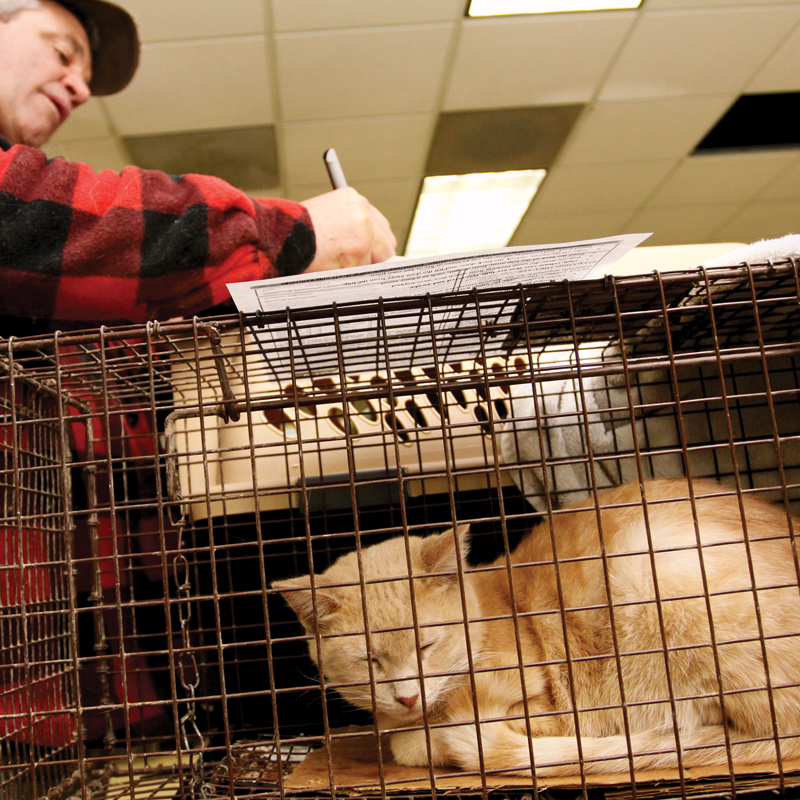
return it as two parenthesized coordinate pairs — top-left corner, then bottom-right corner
(2, 259), (800, 800)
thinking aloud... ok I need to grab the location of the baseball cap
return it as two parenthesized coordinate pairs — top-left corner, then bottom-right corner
(55, 0), (140, 96)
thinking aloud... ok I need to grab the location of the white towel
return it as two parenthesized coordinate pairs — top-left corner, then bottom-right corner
(499, 234), (800, 511)
(700, 233), (800, 268)
(499, 363), (800, 514)
(499, 350), (683, 511)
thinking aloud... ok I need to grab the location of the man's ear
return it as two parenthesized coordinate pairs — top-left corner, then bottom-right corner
(420, 525), (470, 583)
(272, 575), (340, 630)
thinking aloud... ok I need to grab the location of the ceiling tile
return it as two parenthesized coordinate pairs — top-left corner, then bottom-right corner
(599, 6), (800, 101)
(121, 0), (267, 41)
(644, 150), (797, 208)
(625, 204), (740, 245)
(270, 0), (464, 31)
(558, 95), (735, 165)
(510, 210), (634, 247)
(646, 0), (798, 7)
(756, 154), (800, 200)
(427, 105), (583, 175)
(44, 138), (131, 173)
(124, 126), (279, 190)
(530, 161), (678, 215)
(46, 98), (113, 143)
(711, 199), (800, 242)
(746, 20), (800, 93)
(281, 116), (432, 185)
(284, 182), (331, 203)
(444, 13), (637, 110)
(103, 38), (274, 136)
(276, 25), (454, 122)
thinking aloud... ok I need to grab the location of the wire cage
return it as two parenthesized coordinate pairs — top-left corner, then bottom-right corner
(2, 258), (800, 800)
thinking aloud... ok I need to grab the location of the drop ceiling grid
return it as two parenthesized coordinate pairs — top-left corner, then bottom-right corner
(42, 0), (800, 251)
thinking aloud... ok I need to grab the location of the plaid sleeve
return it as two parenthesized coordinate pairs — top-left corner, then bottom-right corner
(0, 141), (315, 323)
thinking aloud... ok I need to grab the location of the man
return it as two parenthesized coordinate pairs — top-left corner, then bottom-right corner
(0, 0), (397, 326)
(0, 0), (397, 747)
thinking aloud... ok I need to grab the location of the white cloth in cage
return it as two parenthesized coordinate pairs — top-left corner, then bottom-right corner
(498, 361), (683, 512)
(699, 233), (800, 268)
(499, 234), (800, 512)
(499, 355), (800, 513)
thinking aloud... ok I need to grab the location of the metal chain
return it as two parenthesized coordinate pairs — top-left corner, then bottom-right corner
(173, 519), (214, 798)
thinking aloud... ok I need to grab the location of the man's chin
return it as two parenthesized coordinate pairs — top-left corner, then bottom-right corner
(20, 123), (59, 148)
(17, 104), (63, 147)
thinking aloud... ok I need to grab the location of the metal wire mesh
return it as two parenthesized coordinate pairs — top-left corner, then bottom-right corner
(1, 360), (78, 798)
(1, 260), (800, 800)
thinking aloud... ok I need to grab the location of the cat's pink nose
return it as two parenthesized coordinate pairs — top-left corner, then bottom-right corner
(397, 694), (419, 709)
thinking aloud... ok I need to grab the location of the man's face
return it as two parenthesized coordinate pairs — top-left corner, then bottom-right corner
(0, 1), (92, 147)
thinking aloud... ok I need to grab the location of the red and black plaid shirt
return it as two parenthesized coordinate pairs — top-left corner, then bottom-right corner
(0, 136), (315, 324)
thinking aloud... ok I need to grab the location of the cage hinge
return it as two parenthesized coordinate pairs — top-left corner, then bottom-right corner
(204, 322), (241, 423)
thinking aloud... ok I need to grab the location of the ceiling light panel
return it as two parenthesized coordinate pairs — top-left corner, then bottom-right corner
(405, 170), (546, 257)
(468, 0), (641, 15)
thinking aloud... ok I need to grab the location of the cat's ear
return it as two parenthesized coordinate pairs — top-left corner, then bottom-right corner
(272, 575), (340, 630)
(420, 525), (470, 584)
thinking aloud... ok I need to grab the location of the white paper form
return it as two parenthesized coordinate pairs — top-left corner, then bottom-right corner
(228, 233), (651, 315)
(227, 234), (651, 378)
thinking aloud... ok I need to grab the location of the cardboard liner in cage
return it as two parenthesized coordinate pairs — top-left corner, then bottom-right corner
(284, 727), (800, 795)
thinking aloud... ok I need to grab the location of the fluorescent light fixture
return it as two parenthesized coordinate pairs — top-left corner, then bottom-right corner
(405, 170), (546, 258)
(468, 0), (641, 15)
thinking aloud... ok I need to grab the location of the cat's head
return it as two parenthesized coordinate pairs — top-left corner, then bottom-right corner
(273, 526), (472, 724)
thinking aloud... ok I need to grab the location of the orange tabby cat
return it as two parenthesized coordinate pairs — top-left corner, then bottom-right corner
(274, 478), (800, 776)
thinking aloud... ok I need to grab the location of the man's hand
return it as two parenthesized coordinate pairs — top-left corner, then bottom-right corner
(302, 188), (397, 272)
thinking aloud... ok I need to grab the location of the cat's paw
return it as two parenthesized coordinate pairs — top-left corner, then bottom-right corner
(390, 729), (448, 767)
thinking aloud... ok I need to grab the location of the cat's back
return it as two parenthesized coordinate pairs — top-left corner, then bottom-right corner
(516, 477), (796, 553)
(508, 478), (800, 616)
(598, 478), (798, 593)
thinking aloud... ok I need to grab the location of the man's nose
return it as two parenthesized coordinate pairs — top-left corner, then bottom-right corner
(63, 71), (91, 108)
